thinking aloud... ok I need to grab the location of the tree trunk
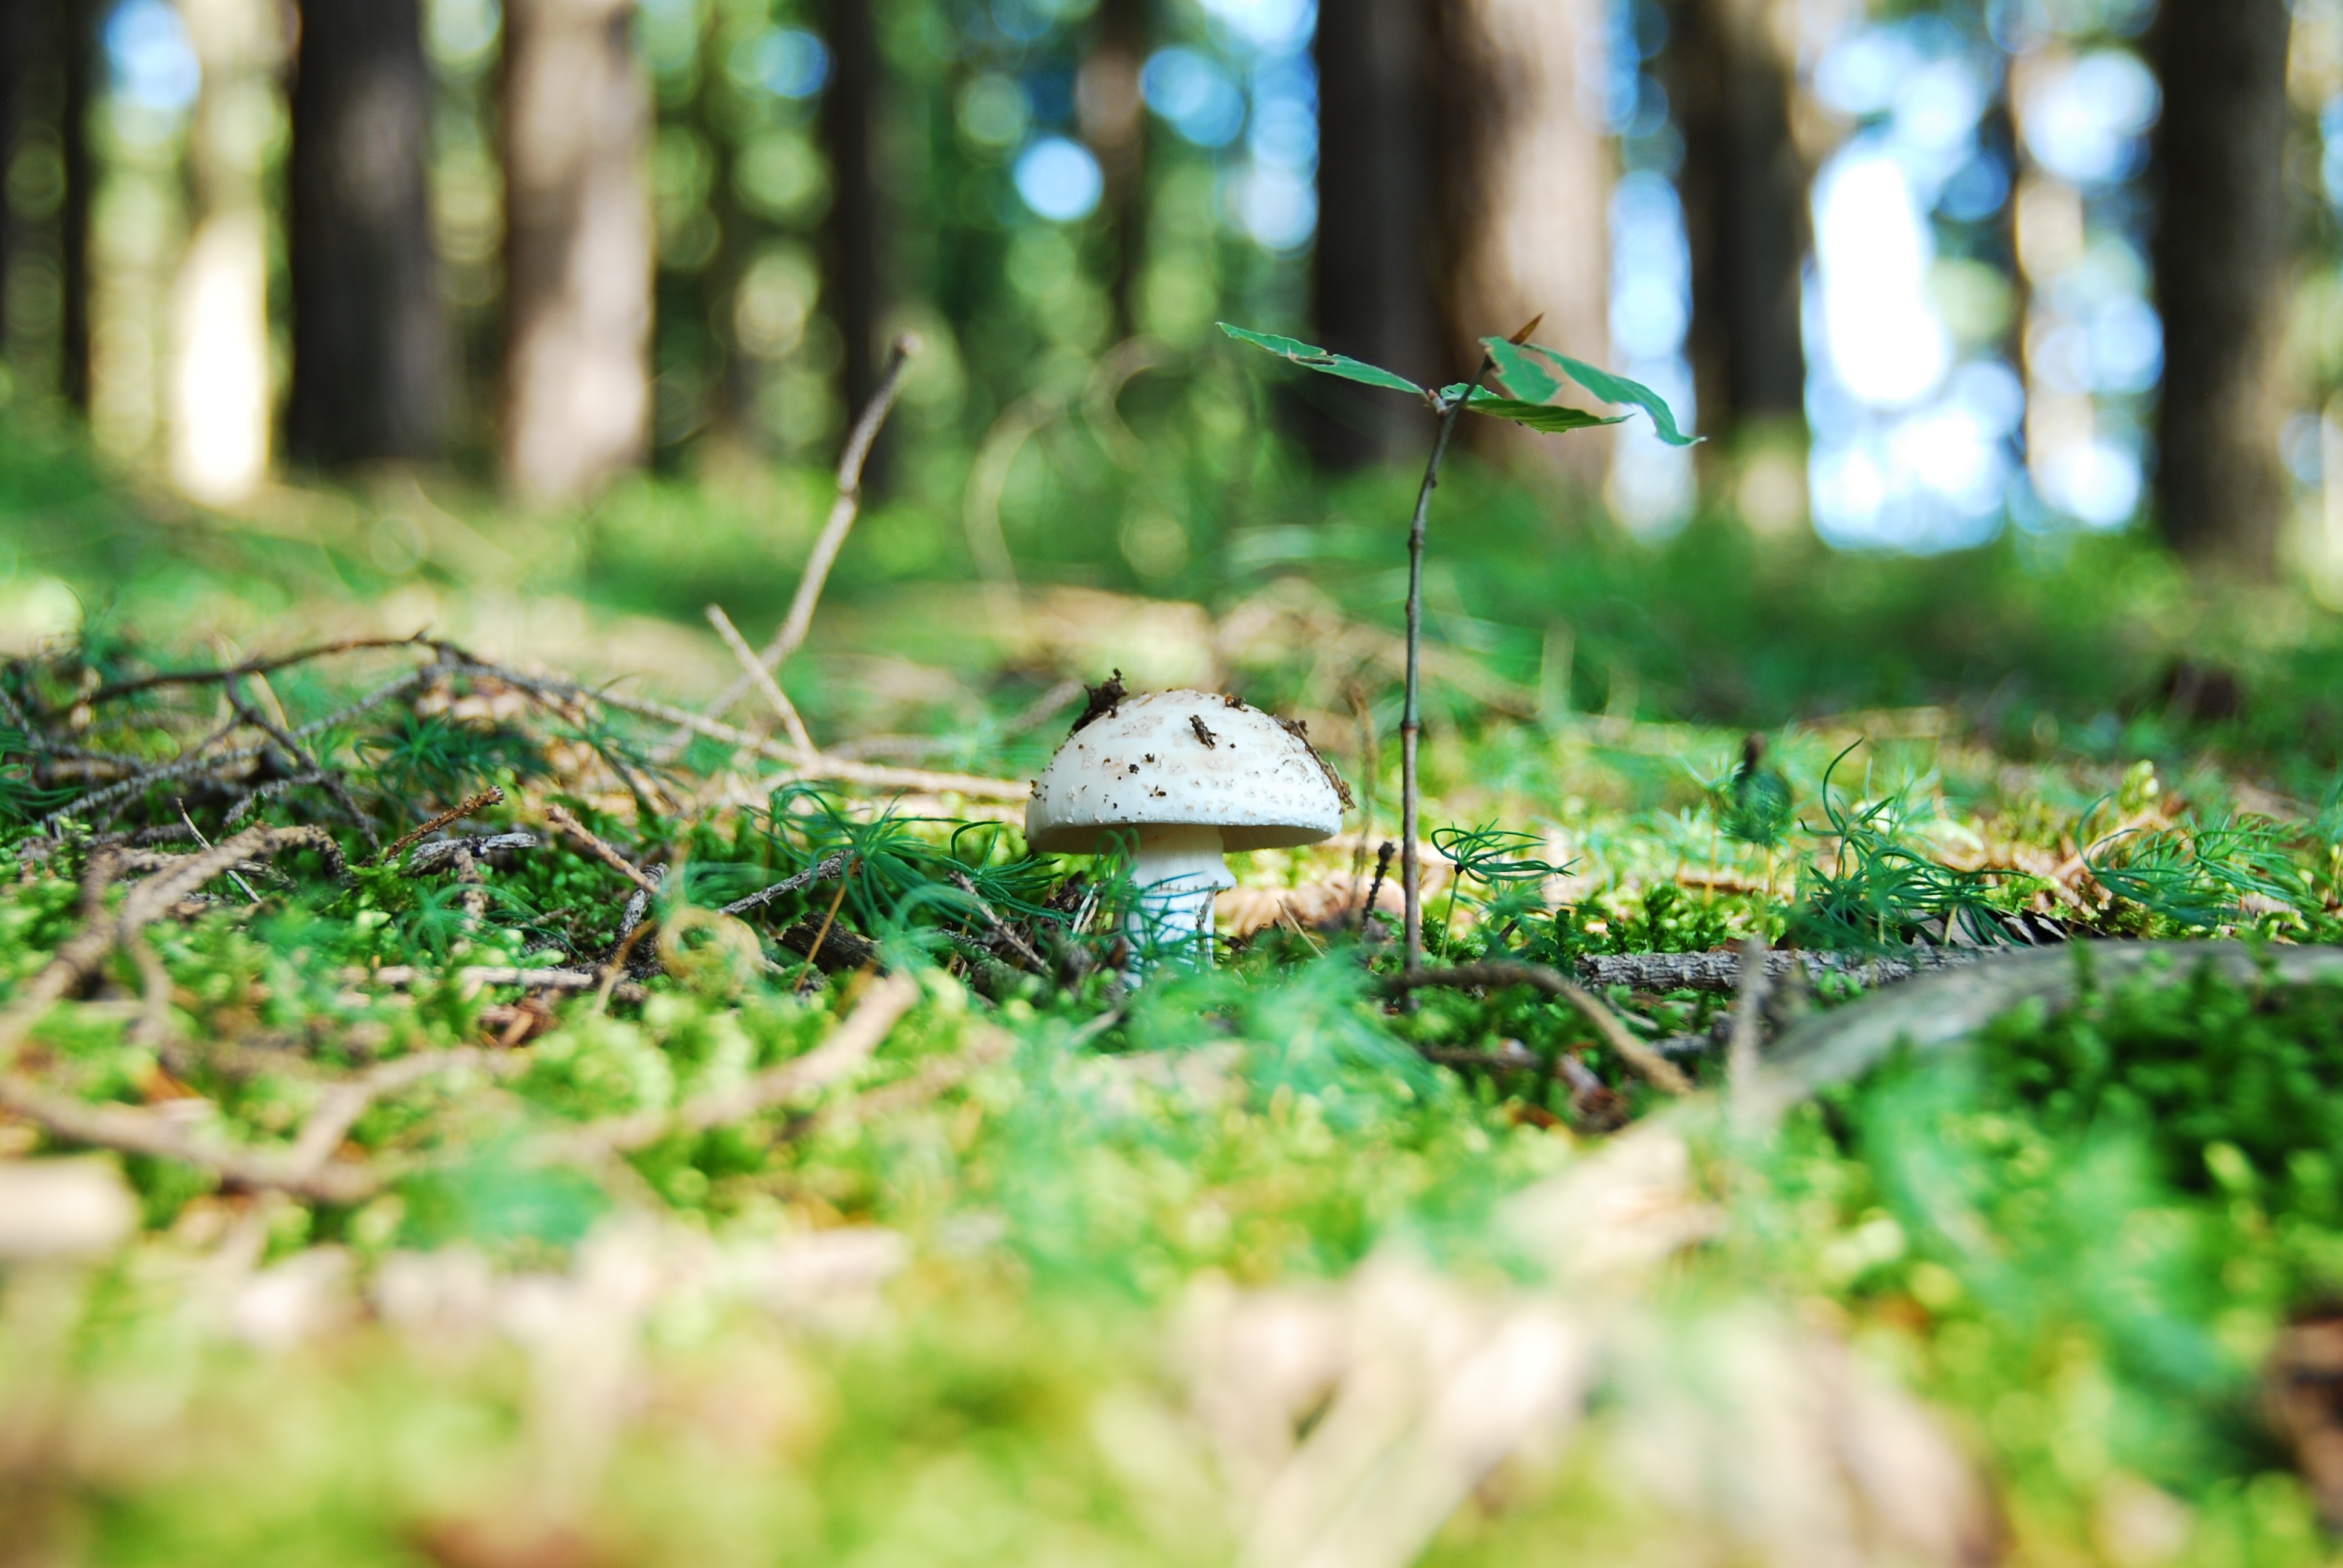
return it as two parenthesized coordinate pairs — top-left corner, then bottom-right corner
(0, 0), (27, 355)
(169, 0), (283, 503)
(1309, 0), (1445, 464)
(59, 0), (90, 407)
(1669, 0), (1806, 445)
(0, 0), (91, 403)
(287, 0), (449, 465)
(693, 9), (750, 448)
(502, 0), (653, 504)
(2150, 0), (2291, 578)
(1081, 0), (1148, 342)
(819, 0), (883, 431)
(1439, 0), (1613, 483)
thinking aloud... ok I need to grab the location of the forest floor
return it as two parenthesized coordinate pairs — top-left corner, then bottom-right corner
(10, 421), (2343, 1564)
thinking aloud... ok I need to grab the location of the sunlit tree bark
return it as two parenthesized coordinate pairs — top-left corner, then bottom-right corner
(1311, 0), (1611, 475)
(1669, 0), (1806, 445)
(169, 0), (282, 503)
(1441, 0), (1613, 482)
(2150, 0), (2292, 578)
(502, 0), (654, 503)
(287, 0), (449, 465)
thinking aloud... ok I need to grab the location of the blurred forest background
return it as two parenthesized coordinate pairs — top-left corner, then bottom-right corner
(1, 0), (2338, 684)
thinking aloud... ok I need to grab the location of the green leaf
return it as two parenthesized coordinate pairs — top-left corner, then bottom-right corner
(1217, 323), (1426, 397)
(1504, 340), (1700, 446)
(1482, 338), (1564, 403)
(1460, 390), (1627, 433)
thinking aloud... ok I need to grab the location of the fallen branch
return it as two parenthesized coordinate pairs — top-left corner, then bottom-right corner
(224, 673), (377, 848)
(1576, 947), (1979, 995)
(1421, 1039), (1547, 1074)
(403, 832), (537, 875)
(222, 772), (333, 827)
(778, 917), (882, 975)
(792, 863), (859, 982)
(1388, 962), (1693, 1096)
(1746, 940), (2343, 1122)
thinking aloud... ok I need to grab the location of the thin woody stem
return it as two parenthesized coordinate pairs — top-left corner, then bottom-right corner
(699, 335), (920, 729)
(1401, 371), (1482, 979)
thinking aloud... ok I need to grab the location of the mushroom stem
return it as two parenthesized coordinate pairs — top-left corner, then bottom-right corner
(1124, 825), (1235, 969)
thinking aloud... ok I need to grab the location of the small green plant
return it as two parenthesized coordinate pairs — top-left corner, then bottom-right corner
(1429, 821), (1574, 961)
(1791, 746), (2016, 949)
(1221, 322), (1695, 975)
(2085, 809), (2316, 932)
(0, 726), (71, 825)
(1719, 734), (1794, 850)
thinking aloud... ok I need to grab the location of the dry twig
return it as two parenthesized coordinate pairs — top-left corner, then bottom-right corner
(378, 786), (507, 866)
(446, 652), (1031, 800)
(1388, 961), (1694, 1096)
(223, 673), (377, 848)
(695, 336), (920, 731)
(795, 863), (858, 985)
(0, 1047), (522, 1203)
(0, 825), (348, 1062)
(542, 804), (661, 897)
(721, 851), (854, 916)
(72, 635), (432, 710)
(35, 658), (445, 833)
(358, 964), (647, 1004)
(548, 971), (922, 1158)
(706, 603), (815, 753)
(403, 832), (537, 875)
(948, 870), (1049, 974)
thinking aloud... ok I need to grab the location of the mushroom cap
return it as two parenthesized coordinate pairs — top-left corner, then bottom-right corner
(1025, 689), (1346, 854)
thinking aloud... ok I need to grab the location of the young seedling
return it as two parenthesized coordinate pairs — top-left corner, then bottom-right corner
(1427, 821), (1575, 961)
(1219, 321), (1697, 974)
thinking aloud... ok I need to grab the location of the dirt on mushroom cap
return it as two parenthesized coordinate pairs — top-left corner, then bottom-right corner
(1025, 689), (1347, 854)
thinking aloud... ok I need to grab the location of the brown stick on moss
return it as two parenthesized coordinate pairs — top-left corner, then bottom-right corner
(1386, 961), (1693, 1096)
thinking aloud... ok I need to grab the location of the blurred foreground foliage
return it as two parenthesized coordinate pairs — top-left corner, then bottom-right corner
(10, 417), (2343, 1562)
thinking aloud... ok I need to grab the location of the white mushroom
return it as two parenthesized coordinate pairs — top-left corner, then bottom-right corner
(1026, 688), (1348, 965)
